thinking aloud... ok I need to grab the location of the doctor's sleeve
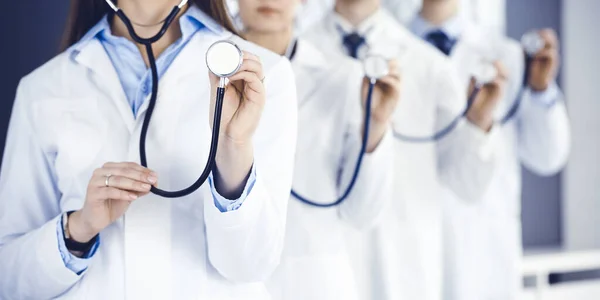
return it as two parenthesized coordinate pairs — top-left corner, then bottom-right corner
(337, 66), (394, 229)
(204, 58), (297, 283)
(517, 84), (571, 175)
(435, 63), (498, 202)
(0, 80), (83, 299)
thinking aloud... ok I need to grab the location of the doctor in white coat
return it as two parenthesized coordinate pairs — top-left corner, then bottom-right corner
(237, 0), (397, 299)
(304, 0), (504, 299)
(410, 1), (571, 299)
(0, 1), (297, 299)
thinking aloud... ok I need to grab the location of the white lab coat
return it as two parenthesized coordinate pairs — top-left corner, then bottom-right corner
(436, 22), (571, 300)
(304, 10), (498, 300)
(382, 0), (506, 32)
(266, 39), (394, 300)
(0, 26), (298, 299)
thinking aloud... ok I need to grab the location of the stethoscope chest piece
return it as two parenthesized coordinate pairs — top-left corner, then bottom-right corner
(521, 31), (544, 57)
(471, 59), (498, 86)
(206, 40), (243, 80)
(363, 55), (389, 82)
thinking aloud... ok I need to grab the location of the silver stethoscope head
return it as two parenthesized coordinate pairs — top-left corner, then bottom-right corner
(104, 0), (189, 12)
(472, 60), (498, 86)
(363, 55), (389, 84)
(521, 30), (545, 57)
(206, 40), (244, 87)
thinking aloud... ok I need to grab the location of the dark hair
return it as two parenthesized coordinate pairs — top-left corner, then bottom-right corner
(61, 0), (237, 51)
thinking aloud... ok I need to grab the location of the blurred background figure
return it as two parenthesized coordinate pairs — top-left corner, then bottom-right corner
(381, 0), (505, 32)
(304, 0), (502, 299)
(236, 0), (398, 299)
(409, 0), (570, 299)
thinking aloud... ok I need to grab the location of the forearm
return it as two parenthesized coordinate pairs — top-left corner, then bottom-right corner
(519, 86), (571, 174)
(437, 121), (498, 202)
(0, 217), (82, 299)
(365, 119), (388, 153)
(214, 140), (254, 199)
(338, 129), (394, 229)
(205, 178), (286, 283)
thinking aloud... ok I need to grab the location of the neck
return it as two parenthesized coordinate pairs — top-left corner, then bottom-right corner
(111, 0), (186, 66)
(245, 28), (294, 56)
(334, 0), (380, 27)
(420, 0), (459, 26)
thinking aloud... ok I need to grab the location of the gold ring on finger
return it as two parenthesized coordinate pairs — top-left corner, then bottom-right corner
(105, 174), (113, 188)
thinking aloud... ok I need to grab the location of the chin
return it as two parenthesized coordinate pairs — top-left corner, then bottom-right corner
(253, 22), (288, 33)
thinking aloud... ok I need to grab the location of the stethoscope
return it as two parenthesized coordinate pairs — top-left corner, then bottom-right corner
(292, 31), (546, 208)
(288, 39), (382, 207)
(391, 30), (546, 143)
(105, 0), (244, 198)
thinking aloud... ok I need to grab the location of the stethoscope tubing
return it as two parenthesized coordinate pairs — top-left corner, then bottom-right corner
(112, 2), (224, 198)
(393, 54), (533, 143)
(291, 80), (376, 208)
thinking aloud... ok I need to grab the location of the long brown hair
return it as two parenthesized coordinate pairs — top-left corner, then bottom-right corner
(61, 0), (237, 51)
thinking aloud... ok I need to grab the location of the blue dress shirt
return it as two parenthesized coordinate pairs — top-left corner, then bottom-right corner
(57, 6), (256, 274)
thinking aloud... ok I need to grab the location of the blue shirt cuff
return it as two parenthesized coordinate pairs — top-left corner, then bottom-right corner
(208, 163), (257, 212)
(56, 214), (100, 275)
(528, 82), (560, 108)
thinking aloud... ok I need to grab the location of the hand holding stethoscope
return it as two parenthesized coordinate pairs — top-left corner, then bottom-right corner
(207, 45), (266, 195)
(465, 60), (508, 131)
(525, 29), (560, 91)
(209, 50), (265, 145)
(292, 56), (399, 207)
(361, 59), (401, 152)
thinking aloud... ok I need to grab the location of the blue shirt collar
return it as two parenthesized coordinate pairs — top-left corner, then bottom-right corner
(410, 13), (466, 40)
(70, 5), (222, 55)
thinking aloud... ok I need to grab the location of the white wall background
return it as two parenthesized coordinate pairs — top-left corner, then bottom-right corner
(562, 0), (600, 251)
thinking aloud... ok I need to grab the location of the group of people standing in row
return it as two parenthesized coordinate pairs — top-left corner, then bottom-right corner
(0, 0), (570, 299)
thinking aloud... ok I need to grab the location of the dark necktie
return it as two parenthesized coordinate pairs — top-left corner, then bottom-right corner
(343, 32), (366, 59)
(425, 30), (456, 56)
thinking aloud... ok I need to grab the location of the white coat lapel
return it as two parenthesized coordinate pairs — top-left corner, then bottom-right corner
(292, 39), (331, 107)
(134, 30), (233, 119)
(73, 39), (135, 133)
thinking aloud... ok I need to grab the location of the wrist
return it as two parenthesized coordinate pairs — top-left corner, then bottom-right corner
(365, 119), (387, 153)
(529, 82), (550, 92)
(529, 76), (553, 92)
(466, 113), (494, 133)
(68, 211), (98, 243)
(214, 138), (254, 198)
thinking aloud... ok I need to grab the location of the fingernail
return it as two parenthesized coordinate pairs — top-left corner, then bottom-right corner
(147, 176), (157, 184)
(130, 194), (138, 200)
(142, 184), (151, 190)
(150, 171), (158, 177)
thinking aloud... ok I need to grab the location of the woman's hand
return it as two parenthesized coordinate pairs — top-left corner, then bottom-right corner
(528, 29), (560, 91)
(361, 59), (401, 153)
(68, 162), (158, 244)
(208, 51), (265, 198)
(466, 61), (507, 132)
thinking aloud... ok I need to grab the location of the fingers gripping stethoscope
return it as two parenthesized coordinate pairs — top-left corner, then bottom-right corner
(291, 56), (383, 208)
(392, 31), (544, 143)
(105, 0), (243, 198)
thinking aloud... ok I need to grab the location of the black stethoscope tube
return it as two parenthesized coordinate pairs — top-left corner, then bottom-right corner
(113, 3), (224, 198)
(291, 79), (376, 207)
(393, 54), (534, 143)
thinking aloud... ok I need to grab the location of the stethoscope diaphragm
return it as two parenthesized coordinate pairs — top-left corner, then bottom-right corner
(521, 31), (545, 57)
